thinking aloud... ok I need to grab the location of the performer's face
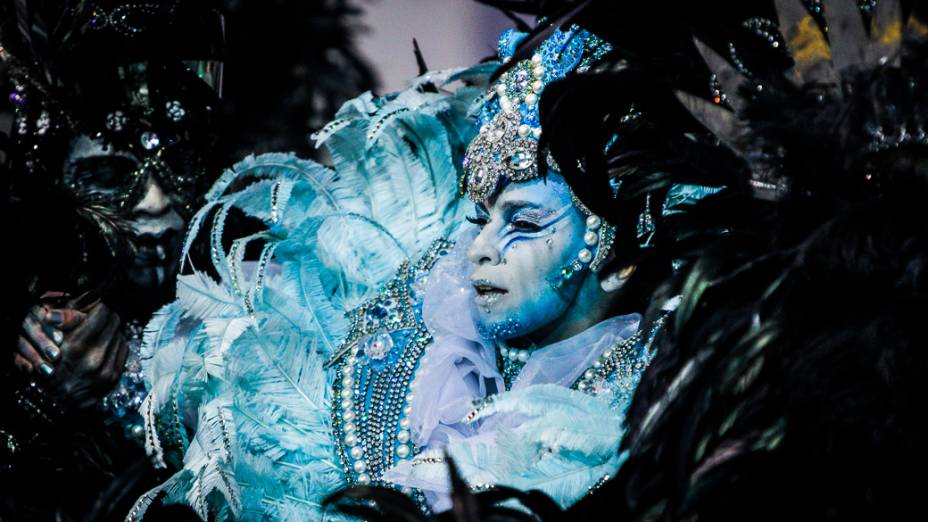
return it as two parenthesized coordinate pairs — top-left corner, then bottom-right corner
(467, 173), (589, 340)
(64, 134), (186, 295)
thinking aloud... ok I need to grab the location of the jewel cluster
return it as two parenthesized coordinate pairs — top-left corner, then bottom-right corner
(500, 294), (656, 394)
(865, 123), (928, 153)
(572, 314), (668, 399)
(550, 212), (617, 294)
(88, 3), (174, 36)
(498, 344), (529, 390)
(329, 239), (452, 504)
(726, 17), (787, 77)
(581, 213), (615, 274)
(101, 320), (148, 441)
(464, 56), (547, 203)
(573, 328), (645, 395)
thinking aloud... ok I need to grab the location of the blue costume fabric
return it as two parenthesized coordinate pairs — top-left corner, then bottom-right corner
(130, 65), (489, 520)
(132, 27), (676, 520)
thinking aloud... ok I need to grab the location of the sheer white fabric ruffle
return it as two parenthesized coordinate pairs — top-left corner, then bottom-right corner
(389, 229), (641, 510)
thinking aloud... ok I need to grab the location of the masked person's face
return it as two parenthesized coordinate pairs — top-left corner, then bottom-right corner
(466, 173), (590, 341)
(63, 134), (186, 296)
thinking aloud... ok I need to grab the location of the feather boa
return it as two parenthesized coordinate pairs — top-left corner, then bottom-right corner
(131, 65), (488, 520)
(396, 384), (627, 510)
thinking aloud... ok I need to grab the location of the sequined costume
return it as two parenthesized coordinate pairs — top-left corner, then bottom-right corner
(133, 66), (488, 520)
(135, 26), (676, 520)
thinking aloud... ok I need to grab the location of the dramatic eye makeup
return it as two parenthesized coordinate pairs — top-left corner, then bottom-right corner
(507, 208), (555, 232)
(465, 203), (491, 228)
(497, 204), (570, 254)
(467, 198), (573, 256)
(467, 204), (562, 232)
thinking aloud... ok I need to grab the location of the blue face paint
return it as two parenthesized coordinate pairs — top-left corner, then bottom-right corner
(499, 206), (572, 255)
(466, 174), (589, 341)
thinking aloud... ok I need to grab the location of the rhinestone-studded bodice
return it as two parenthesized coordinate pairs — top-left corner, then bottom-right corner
(571, 314), (668, 411)
(329, 238), (454, 494)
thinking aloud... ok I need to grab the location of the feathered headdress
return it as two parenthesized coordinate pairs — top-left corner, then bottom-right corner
(564, 1), (928, 520)
(1, 0), (224, 300)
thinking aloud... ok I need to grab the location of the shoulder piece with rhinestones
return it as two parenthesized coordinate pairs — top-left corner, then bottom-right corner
(330, 238), (453, 507)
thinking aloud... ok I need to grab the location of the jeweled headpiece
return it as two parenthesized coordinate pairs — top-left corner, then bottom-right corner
(464, 26), (617, 273)
(464, 26), (611, 202)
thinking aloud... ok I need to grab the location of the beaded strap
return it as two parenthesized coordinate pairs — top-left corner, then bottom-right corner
(330, 239), (453, 511)
(572, 315), (667, 395)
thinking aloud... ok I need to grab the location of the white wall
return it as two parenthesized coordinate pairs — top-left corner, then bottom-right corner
(357, 0), (526, 92)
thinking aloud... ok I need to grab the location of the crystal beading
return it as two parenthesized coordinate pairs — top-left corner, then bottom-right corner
(330, 238), (453, 511)
(572, 314), (668, 400)
(463, 25), (611, 204)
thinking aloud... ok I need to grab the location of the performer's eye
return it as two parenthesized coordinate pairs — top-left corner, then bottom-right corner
(466, 215), (489, 228)
(67, 156), (139, 191)
(509, 209), (550, 232)
(511, 219), (542, 232)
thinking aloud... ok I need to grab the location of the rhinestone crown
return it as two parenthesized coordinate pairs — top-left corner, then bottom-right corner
(463, 25), (611, 203)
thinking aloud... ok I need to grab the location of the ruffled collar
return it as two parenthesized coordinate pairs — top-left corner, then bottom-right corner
(418, 229), (642, 393)
(507, 313), (641, 389)
(390, 235), (642, 508)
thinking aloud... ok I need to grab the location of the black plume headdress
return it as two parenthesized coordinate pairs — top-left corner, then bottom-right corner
(565, 1), (928, 520)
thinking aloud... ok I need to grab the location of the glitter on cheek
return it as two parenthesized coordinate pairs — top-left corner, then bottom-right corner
(473, 243), (579, 341)
(475, 316), (522, 340)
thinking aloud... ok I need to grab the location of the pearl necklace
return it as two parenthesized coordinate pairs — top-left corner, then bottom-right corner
(498, 344), (532, 390)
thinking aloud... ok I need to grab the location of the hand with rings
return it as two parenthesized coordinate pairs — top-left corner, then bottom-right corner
(14, 292), (130, 411)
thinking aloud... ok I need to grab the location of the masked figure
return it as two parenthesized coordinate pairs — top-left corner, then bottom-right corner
(136, 24), (704, 520)
(1, 1), (223, 519)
